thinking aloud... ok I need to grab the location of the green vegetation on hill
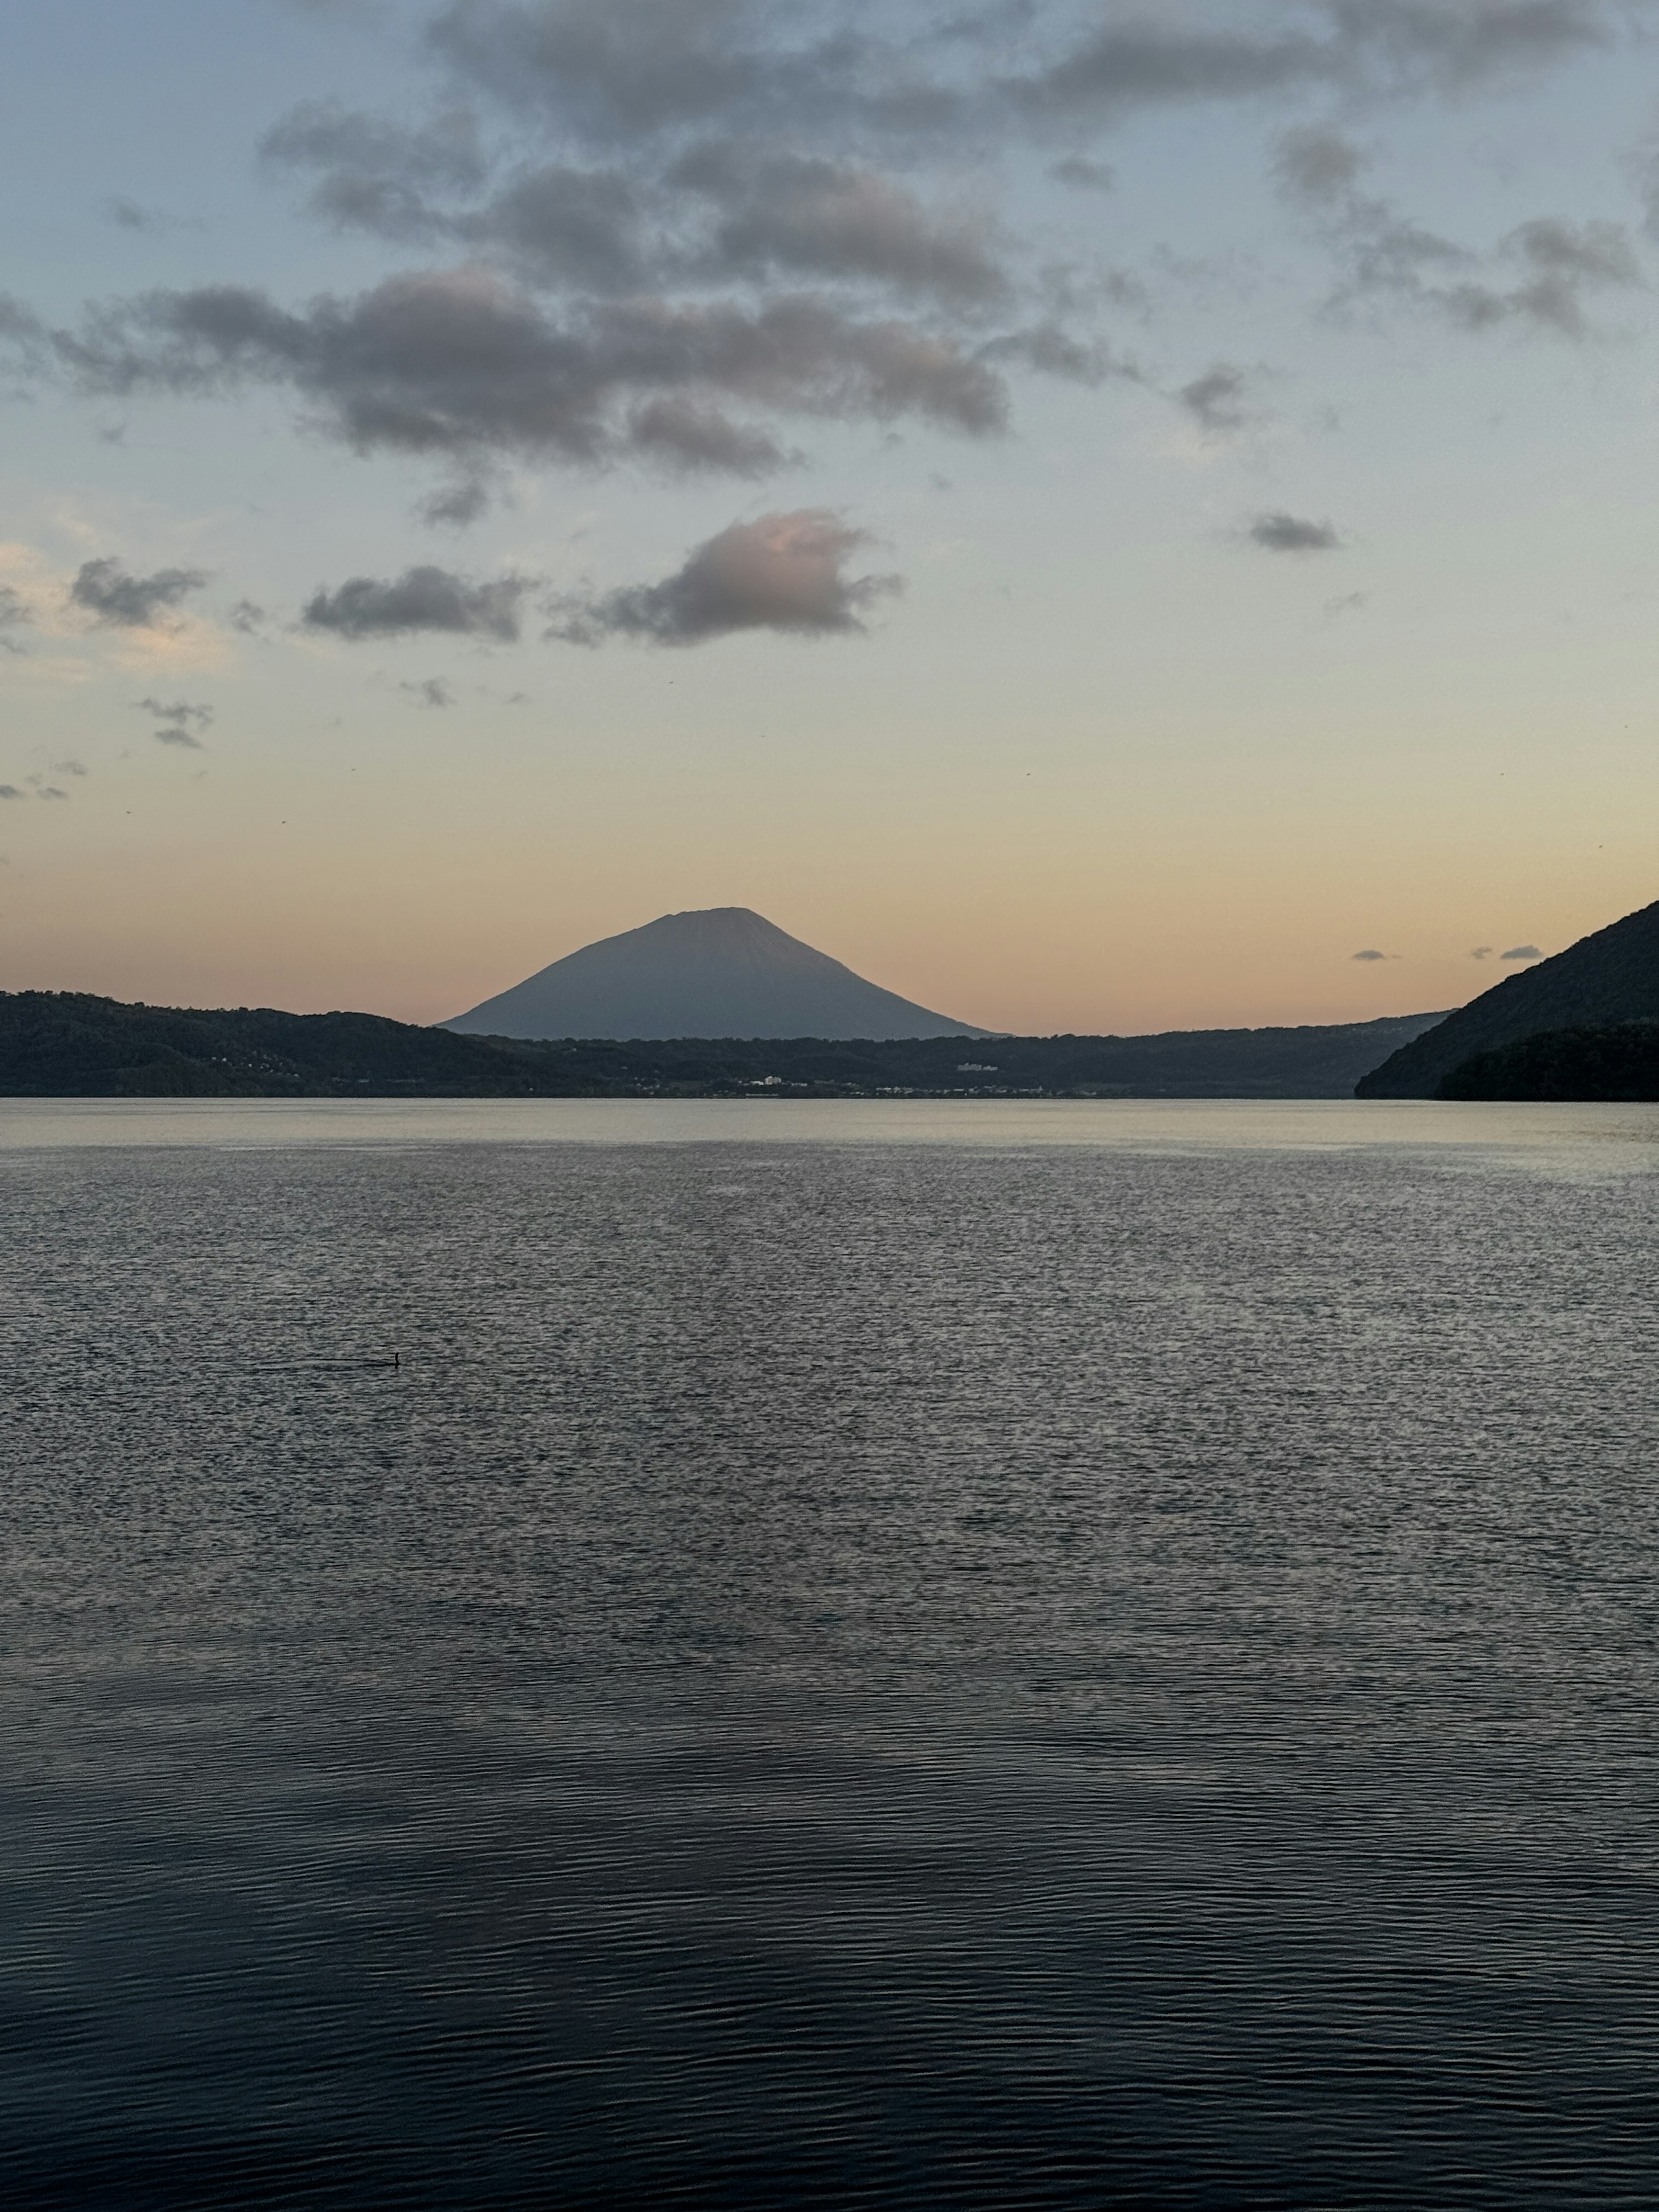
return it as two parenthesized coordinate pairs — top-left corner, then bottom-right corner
(0, 992), (1447, 1099)
(1439, 1021), (1659, 1102)
(1358, 898), (1659, 1097)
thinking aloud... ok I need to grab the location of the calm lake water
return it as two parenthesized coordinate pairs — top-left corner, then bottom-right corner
(4, 1099), (1659, 2207)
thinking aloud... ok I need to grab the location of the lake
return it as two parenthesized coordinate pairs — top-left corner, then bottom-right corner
(4, 1099), (1658, 2206)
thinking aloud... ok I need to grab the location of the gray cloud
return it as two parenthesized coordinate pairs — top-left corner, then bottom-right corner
(672, 143), (1007, 304)
(3, 0), (1636, 519)
(1274, 126), (1640, 335)
(547, 508), (900, 645)
(0, 785), (22, 800)
(1471, 944), (1494, 958)
(1249, 511), (1343, 552)
(1351, 947), (1392, 960)
(72, 556), (209, 627)
(137, 697), (214, 747)
(417, 474), (496, 526)
(1500, 942), (1542, 960)
(1051, 157), (1116, 191)
(1179, 361), (1255, 433)
(0, 584), (29, 651)
(229, 598), (267, 633)
(302, 563), (538, 639)
(47, 273), (1009, 472)
(401, 676), (455, 706)
(429, 0), (1610, 146)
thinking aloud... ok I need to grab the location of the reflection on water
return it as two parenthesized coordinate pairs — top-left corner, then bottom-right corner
(3, 1109), (1658, 2205)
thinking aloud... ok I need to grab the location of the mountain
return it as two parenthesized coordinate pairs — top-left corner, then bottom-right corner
(0, 993), (1447, 1098)
(446, 906), (992, 1040)
(1356, 898), (1659, 1097)
(0, 994), (562, 1097)
(1439, 1020), (1659, 1101)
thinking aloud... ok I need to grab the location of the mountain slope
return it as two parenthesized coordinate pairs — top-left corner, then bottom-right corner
(1356, 898), (1659, 1097)
(0, 993), (1448, 1097)
(1440, 1020), (1659, 1101)
(0, 994), (555, 1096)
(447, 906), (991, 1040)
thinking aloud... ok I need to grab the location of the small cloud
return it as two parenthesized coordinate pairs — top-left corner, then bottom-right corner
(1179, 362), (1255, 434)
(105, 197), (195, 235)
(32, 782), (68, 801)
(229, 599), (266, 634)
(546, 510), (902, 648)
(400, 676), (453, 708)
(1500, 943), (1542, 962)
(0, 784), (22, 801)
(1249, 511), (1343, 553)
(1272, 127), (1364, 206)
(0, 583), (29, 650)
(303, 565), (535, 641)
(136, 696), (213, 747)
(1051, 156), (1116, 191)
(1351, 947), (1395, 961)
(1471, 945), (1494, 960)
(1325, 591), (1367, 617)
(53, 758), (89, 778)
(418, 477), (493, 529)
(73, 556), (209, 628)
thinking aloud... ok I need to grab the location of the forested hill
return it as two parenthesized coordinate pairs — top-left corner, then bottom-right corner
(0, 992), (1446, 1100)
(0, 994), (560, 1097)
(1357, 898), (1659, 1097)
(1439, 1021), (1659, 1102)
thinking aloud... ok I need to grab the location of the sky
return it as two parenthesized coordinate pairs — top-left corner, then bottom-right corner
(2, 0), (1658, 1034)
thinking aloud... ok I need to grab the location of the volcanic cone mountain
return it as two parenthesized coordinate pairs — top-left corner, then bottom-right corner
(1357, 896), (1659, 1096)
(447, 907), (992, 1040)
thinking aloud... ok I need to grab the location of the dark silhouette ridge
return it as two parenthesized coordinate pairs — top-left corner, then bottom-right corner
(1357, 898), (1659, 1097)
(446, 907), (992, 1040)
(1439, 1020), (1659, 1101)
(0, 993), (1446, 1099)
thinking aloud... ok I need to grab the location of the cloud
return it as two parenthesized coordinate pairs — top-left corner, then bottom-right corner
(229, 598), (267, 633)
(1351, 947), (1394, 960)
(54, 758), (89, 778)
(1500, 942), (1542, 960)
(1249, 511), (1343, 552)
(2, 0), (1634, 527)
(106, 198), (186, 235)
(417, 475), (494, 526)
(1471, 944), (1494, 959)
(1274, 127), (1640, 337)
(1051, 157), (1115, 192)
(671, 144), (1007, 305)
(137, 696), (214, 746)
(45, 270), (1009, 474)
(0, 785), (22, 800)
(302, 563), (537, 639)
(71, 556), (209, 627)
(1179, 361), (1255, 433)
(401, 676), (455, 706)
(0, 583), (29, 650)
(547, 508), (900, 645)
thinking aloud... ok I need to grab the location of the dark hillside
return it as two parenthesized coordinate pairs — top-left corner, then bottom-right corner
(0, 994), (558, 1096)
(1439, 1021), (1659, 1102)
(0, 993), (1446, 1099)
(1357, 899), (1659, 1097)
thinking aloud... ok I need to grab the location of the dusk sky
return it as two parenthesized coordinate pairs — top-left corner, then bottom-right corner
(3, 0), (1658, 1032)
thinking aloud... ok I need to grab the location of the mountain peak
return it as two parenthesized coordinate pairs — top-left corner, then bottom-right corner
(447, 908), (992, 1041)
